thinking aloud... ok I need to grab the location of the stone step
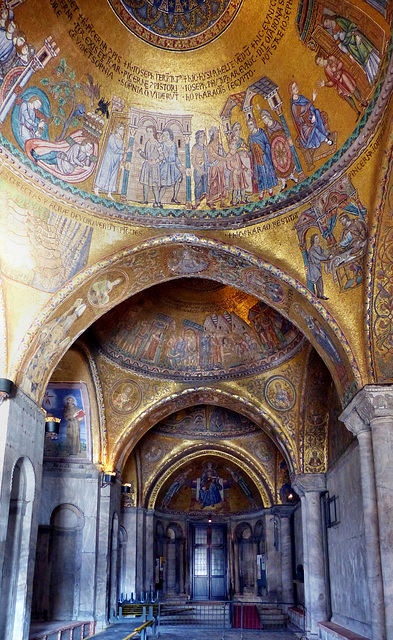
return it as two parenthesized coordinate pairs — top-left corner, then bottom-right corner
(256, 604), (287, 629)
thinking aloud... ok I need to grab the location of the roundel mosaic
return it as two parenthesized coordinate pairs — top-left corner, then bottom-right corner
(108, 0), (242, 50)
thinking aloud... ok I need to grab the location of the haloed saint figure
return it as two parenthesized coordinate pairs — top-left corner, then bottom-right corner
(199, 461), (223, 507)
(63, 396), (85, 455)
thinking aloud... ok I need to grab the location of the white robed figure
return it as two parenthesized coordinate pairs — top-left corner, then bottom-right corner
(159, 127), (183, 204)
(94, 122), (125, 200)
(18, 96), (45, 148)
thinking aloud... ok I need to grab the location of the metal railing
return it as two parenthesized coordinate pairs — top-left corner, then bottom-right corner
(117, 600), (301, 634)
(29, 620), (95, 640)
(156, 600), (294, 632)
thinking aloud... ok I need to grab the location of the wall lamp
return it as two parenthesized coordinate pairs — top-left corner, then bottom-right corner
(102, 471), (117, 487)
(45, 416), (61, 434)
(0, 378), (14, 402)
(121, 483), (132, 494)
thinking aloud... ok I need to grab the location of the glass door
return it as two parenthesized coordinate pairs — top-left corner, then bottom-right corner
(192, 523), (226, 600)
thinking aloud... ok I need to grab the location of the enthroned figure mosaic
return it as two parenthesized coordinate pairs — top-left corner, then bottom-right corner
(156, 457), (263, 514)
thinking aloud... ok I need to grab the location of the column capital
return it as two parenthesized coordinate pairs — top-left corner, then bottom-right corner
(272, 504), (296, 518)
(292, 473), (326, 497)
(340, 384), (393, 433)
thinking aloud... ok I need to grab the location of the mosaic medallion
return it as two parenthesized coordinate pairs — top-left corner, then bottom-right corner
(264, 375), (296, 412)
(109, 379), (143, 413)
(108, 0), (243, 50)
(254, 441), (273, 463)
(87, 270), (129, 308)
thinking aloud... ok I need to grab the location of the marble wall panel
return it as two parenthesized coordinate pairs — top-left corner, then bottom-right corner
(0, 390), (45, 640)
(326, 441), (371, 637)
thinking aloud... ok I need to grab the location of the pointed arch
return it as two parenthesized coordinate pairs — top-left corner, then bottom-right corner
(112, 386), (299, 476)
(146, 448), (274, 509)
(12, 235), (361, 406)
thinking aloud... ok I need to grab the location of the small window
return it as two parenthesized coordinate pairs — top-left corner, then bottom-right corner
(326, 494), (339, 527)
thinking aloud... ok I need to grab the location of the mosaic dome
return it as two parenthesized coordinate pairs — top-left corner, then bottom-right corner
(108, 0), (243, 50)
(92, 278), (304, 380)
(0, 0), (388, 228)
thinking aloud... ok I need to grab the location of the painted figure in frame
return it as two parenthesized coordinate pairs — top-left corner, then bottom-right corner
(316, 55), (368, 120)
(94, 122), (126, 200)
(259, 108), (298, 190)
(226, 467), (257, 507)
(206, 126), (227, 208)
(162, 470), (190, 508)
(199, 461), (223, 507)
(231, 121), (252, 194)
(88, 276), (123, 306)
(271, 380), (294, 409)
(322, 15), (380, 85)
(226, 135), (248, 205)
(18, 95), (45, 148)
(307, 234), (330, 300)
(57, 139), (94, 175)
(63, 395), (85, 455)
(338, 213), (368, 256)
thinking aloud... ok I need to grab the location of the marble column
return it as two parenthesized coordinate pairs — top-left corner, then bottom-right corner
(120, 506), (137, 598)
(233, 540), (240, 595)
(135, 508), (146, 596)
(341, 386), (392, 639)
(252, 538), (258, 596)
(179, 539), (185, 595)
(293, 473), (327, 638)
(109, 513), (119, 621)
(276, 507), (294, 605)
(95, 481), (120, 626)
(144, 510), (154, 595)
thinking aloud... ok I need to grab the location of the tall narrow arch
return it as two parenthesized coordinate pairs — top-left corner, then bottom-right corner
(0, 457), (35, 640)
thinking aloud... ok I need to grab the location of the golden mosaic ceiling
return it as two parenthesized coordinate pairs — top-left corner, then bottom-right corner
(0, 0), (388, 226)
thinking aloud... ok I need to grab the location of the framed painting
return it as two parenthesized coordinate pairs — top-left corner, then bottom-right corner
(42, 382), (91, 461)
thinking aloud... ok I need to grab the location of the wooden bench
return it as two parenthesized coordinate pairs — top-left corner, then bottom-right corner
(319, 621), (371, 640)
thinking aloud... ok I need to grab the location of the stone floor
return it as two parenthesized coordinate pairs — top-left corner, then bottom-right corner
(87, 623), (302, 640)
